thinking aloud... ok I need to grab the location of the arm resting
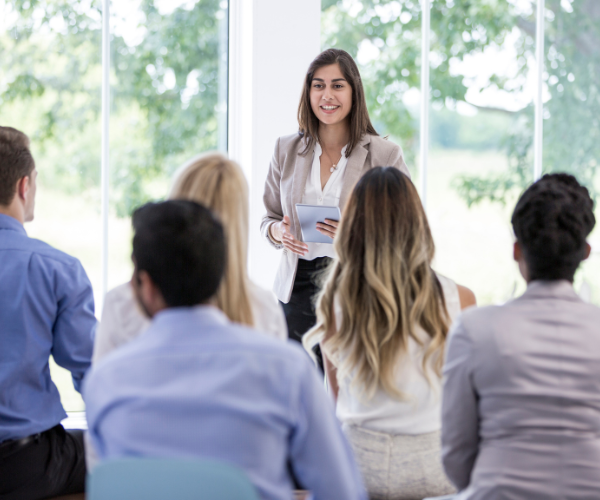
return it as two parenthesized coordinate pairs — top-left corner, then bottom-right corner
(441, 316), (480, 490)
(261, 137), (285, 249)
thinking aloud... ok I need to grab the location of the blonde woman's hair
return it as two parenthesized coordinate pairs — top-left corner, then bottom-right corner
(304, 167), (450, 400)
(169, 152), (254, 327)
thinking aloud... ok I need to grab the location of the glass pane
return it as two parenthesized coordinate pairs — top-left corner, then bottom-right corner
(1, 0), (103, 411)
(428, 0), (536, 304)
(108, 0), (229, 290)
(322, 0), (422, 180)
(0, 0), (229, 413)
(543, 0), (600, 304)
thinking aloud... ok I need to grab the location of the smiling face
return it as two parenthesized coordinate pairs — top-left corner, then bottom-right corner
(309, 63), (353, 128)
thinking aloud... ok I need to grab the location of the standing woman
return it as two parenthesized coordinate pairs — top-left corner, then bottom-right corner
(261, 48), (410, 353)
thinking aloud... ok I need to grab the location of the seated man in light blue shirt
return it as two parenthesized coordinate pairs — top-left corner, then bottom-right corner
(0, 126), (96, 500)
(84, 200), (367, 500)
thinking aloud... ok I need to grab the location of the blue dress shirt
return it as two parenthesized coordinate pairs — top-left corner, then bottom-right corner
(84, 306), (367, 500)
(0, 214), (96, 441)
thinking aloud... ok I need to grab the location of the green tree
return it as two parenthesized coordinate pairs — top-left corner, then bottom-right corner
(2, 0), (598, 212)
(0, 0), (226, 215)
(322, 0), (600, 204)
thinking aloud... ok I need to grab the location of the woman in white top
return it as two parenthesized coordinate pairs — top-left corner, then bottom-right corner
(304, 167), (476, 500)
(94, 153), (287, 363)
(262, 48), (409, 368)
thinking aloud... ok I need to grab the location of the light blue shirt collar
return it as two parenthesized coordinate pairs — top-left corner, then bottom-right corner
(0, 213), (26, 235)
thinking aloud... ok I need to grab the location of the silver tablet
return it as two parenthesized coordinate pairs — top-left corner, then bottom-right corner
(295, 204), (341, 244)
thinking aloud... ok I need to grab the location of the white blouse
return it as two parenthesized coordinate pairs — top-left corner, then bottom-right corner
(93, 281), (288, 363)
(299, 142), (349, 261)
(334, 273), (462, 434)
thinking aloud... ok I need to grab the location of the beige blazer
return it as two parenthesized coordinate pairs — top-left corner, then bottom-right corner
(261, 132), (410, 303)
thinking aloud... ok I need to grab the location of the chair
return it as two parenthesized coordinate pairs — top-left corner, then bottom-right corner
(87, 458), (260, 500)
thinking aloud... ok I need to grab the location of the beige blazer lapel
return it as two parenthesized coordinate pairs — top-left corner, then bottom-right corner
(290, 145), (313, 238)
(339, 135), (371, 209)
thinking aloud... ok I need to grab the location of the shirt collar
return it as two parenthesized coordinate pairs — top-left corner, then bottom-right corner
(151, 304), (229, 330)
(314, 142), (348, 156)
(522, 280), (581, 303)
(0, 214), (26, 235)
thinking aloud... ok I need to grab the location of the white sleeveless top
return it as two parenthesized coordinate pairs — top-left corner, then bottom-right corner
(334, 273), (461, 434)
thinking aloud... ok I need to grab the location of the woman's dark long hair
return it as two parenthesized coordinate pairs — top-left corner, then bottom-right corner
(297, 48), (378, 158)
(511, 173), (595, 281)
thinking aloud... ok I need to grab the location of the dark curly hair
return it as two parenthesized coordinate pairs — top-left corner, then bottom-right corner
(511, 173), (595, 281)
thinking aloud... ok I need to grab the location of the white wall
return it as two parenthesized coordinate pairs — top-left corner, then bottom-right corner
(229, 0), (322, 291)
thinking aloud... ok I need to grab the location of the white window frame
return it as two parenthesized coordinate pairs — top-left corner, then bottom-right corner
(98, 0), (547, 300)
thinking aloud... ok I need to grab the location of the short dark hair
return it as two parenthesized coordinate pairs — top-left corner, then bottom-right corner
(511, 173), (595, 281)
(132, 200), (226, 307)
(0, 126), (36, 206)
(298, 48), (378, 158)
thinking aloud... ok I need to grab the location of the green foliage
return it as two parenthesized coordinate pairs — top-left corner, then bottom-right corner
(0, 0), (225, 216)
(430, 106), (511, 150)
(2, 0), (599, 212)
(322, 0), (517, 164)
(322, 0), (600, 204)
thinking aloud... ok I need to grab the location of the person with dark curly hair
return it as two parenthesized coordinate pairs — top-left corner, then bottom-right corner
(441, 173), (600, 500)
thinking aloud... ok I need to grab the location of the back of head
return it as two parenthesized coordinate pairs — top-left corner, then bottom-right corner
(0, 126), (35, 206)
(132, 200), (226, 307)
(168, 153), (254, 324)
(308, 167), (449, 400)
(511, 173), (595, 282)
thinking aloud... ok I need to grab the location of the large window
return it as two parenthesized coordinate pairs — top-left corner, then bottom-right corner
(322, 0), (599, 305)
(0, 0), (228, 411)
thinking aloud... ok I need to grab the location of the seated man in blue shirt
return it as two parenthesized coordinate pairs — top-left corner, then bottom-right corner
(0, 127), (97, 499)
(84, 200), (367, 500)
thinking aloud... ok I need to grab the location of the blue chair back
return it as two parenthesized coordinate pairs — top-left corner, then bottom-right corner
(87, 458), (260, 500)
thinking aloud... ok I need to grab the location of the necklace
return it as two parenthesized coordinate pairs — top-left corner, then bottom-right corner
(321, 145), (343, 173)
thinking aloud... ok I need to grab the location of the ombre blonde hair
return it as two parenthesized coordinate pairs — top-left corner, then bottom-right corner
(169, 152), (254, 327)
(304, 167), (450, 400)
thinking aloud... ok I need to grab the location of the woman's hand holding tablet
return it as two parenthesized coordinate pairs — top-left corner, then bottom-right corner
(316, 218), (339, 239)
(270, 215), (309, 256)
(295, 204), (341, 244)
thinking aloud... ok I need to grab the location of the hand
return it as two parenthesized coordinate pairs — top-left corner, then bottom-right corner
(271, 215), (309, 256)
(316, 218), (339, 240)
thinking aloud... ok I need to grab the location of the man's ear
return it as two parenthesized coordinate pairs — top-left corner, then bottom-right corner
(583, 242), (592, 260)
(137, 270), (156, 304)
(135, 269), (167, 317)
(513, 241), (522, 262)
(16, 176), (30, 202)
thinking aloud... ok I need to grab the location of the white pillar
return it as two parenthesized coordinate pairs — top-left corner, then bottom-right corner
(229, 0), (322, 290)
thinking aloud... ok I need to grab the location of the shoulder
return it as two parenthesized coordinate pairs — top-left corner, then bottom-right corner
(27, 237), (85, 274)
(435, 273), (462, 319)
(234, 320), (300, 355)
(217, 321), (314, 380)
(104, 282), (134, 305)
(276, 132), (305, 153)
(457, 285), (476, 310)
(363, 135), (408, 175)
(366, 134), (402, 158)
(98, 283), (149, 350)
(452, 303), (505, 346)
(248, 281), (287, 340)
(248, 281), (280, 314)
